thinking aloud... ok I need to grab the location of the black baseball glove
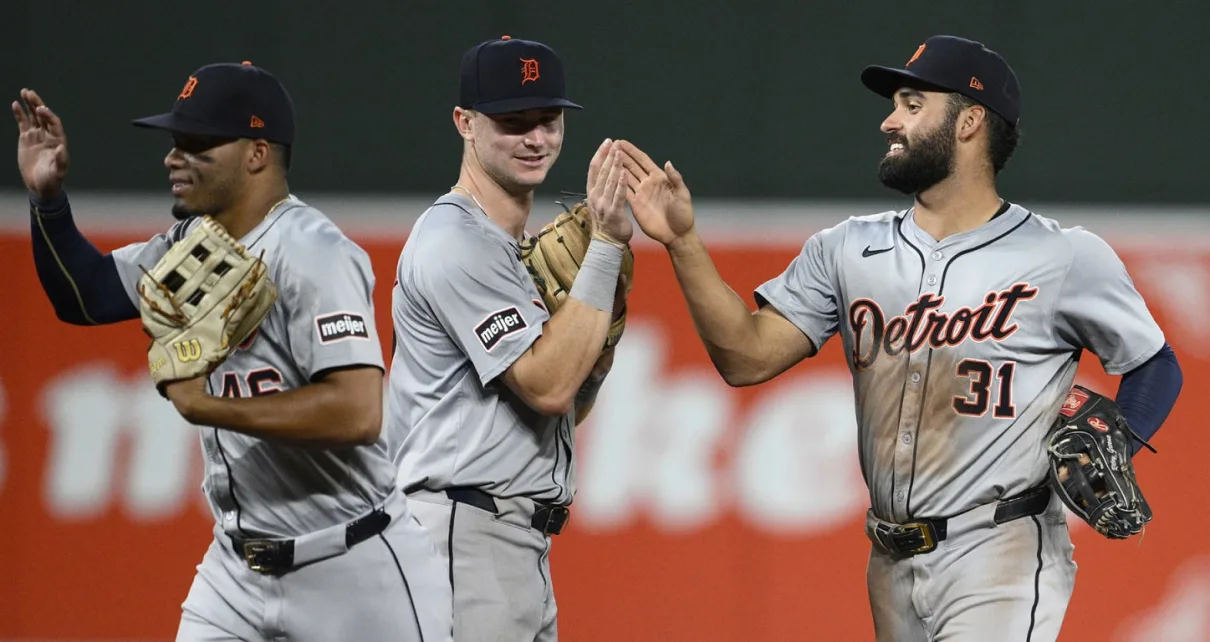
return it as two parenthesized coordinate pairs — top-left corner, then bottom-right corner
(1046, 385), (1157, 540)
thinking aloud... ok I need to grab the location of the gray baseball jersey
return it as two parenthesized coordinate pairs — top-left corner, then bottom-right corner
(387, 192), (577, 505)
(755, 203), (1165, 523)
(110, 196), (453, 642)
(112, 196), (394, 537)
(755, 203), (1164, 641)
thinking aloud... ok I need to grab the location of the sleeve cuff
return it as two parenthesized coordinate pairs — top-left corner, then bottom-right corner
(30, 190), (70, 217)
(477, 322), (544, 388)
(753, 287), (826, 353)
(307, 355), (386, 383)
(1103, 334), (1167, 376)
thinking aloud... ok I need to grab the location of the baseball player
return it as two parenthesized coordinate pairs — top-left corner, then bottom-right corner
(386, 37), (631, 641)
(14, 63), (452, 642)
(616, 35), (1183, 641)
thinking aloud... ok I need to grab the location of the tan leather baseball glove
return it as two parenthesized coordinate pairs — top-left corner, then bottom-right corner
(137, 216), (277, 392)
(520, 199), (634, 350)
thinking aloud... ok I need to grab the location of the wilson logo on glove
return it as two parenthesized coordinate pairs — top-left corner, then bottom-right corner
(173, 339), (203, 363)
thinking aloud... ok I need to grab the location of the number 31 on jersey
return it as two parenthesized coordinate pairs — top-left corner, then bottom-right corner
(954, 360), (1016, 418)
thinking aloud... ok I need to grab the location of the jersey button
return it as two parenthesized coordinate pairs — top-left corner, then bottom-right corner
(927, 276), (937, 285)
(895, 491), (905, 503)
(910, 372), (921, 383)
(901, 433), (913, 445)
(931, 251), (943, 260)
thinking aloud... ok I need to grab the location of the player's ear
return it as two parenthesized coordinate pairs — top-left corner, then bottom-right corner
(453, 107), (475, 142)
(246, 139), (273, 173)
(957, 104), (987, 143)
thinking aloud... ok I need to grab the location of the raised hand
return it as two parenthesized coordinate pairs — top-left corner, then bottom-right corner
(12, 89), (70, 202)
(585, 138), (633, 246)
(615, 140), (694, 247)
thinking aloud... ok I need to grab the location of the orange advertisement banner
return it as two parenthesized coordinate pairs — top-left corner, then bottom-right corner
(0, 231), (1206, 641)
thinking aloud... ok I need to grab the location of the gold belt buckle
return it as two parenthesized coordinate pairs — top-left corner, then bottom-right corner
(899, 521), (937, 555)
(243, 540), (277, 573)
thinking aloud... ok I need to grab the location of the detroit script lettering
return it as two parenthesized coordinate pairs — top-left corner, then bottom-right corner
(848, 283), (1039, 370)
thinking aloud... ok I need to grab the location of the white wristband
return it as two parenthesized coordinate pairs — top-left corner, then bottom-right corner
(569, 239), (623, 312)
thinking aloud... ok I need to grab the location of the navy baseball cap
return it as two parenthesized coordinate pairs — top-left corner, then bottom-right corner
(132, 61), (296, 145)
(861, 35), (1021, 126)
(459, 36), (582, 114)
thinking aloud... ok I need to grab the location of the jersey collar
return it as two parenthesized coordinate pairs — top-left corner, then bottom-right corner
(239, 194), (301, 249)
(900, 201), (1029, 250)
(440, 191), (523, 250)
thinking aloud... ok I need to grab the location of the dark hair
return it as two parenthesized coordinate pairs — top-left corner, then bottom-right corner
(271, 142), (292, 171)
(947, 93), (1019, 174)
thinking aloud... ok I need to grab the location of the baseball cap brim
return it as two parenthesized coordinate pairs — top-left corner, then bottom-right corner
(861, 65), (953, 99)
(472, 96), (583, 115)
(131, 111), (240, 139)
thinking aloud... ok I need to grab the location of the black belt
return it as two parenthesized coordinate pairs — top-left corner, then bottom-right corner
(442, 486), (570, 536)
(230, 508), (391, 575)
(875, 486), (1051, 557)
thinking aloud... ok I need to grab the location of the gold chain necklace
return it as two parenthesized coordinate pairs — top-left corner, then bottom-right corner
(267, 196), (291, 215)
(450, 184), (487, 214)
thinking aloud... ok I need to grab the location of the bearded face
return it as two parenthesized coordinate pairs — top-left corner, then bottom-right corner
(877, 108), (958, 195)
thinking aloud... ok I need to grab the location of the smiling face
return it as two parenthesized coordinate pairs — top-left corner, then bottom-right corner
(876, 87), (959, 195)
(163, 132), (251, 221)
(454, 107), (564, 194)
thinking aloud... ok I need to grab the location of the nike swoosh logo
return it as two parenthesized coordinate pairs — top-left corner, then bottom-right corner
(862, 245), (893, 258)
